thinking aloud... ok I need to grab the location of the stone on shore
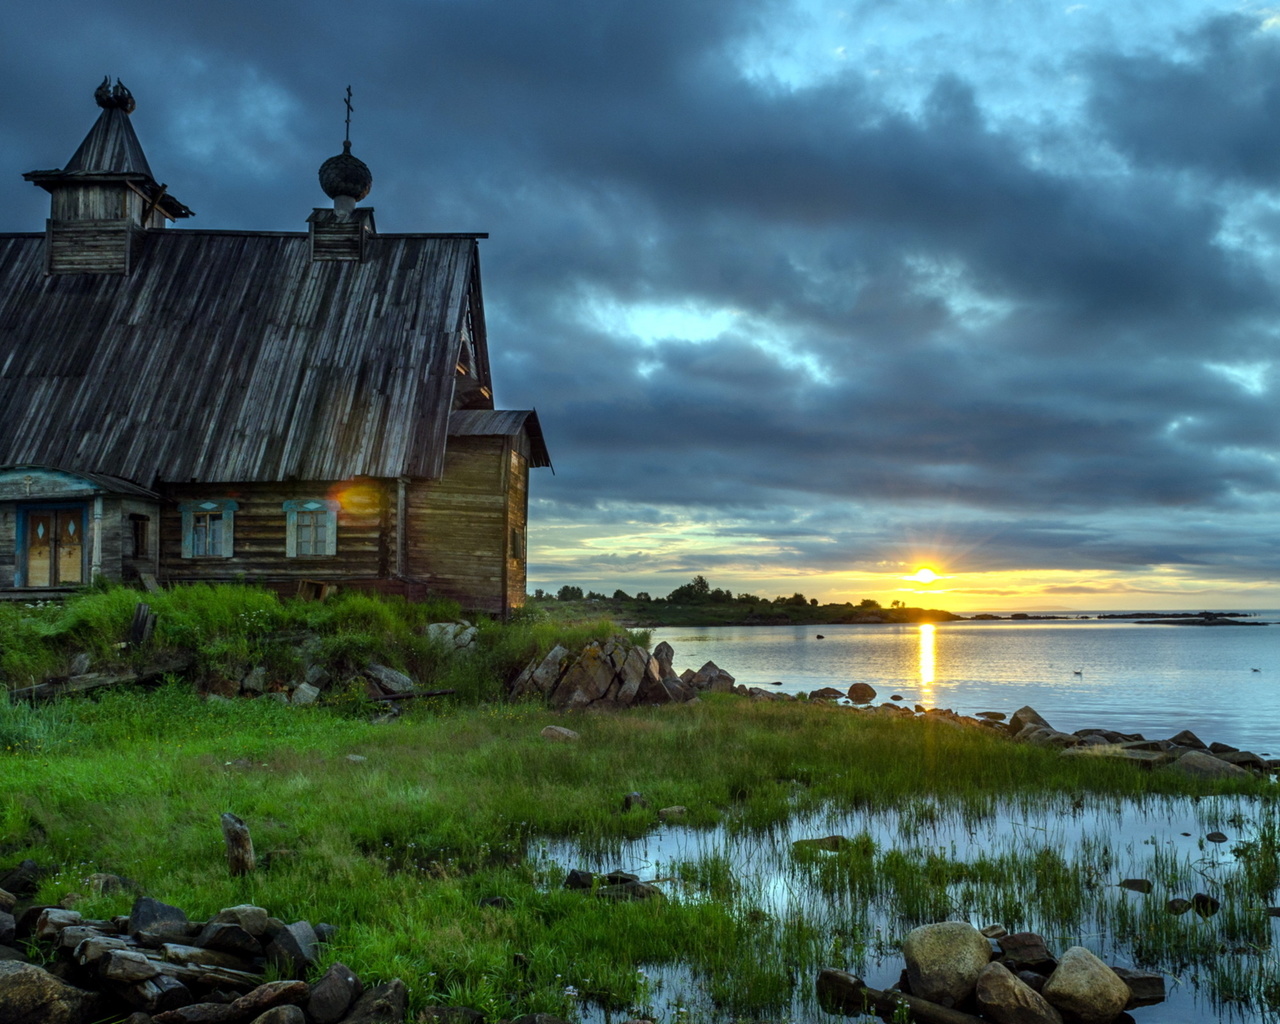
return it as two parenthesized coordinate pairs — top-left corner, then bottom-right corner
(846, 682), (877, 703)
(0, 960), (102, 1024)
(1041, 946), (1130, 1023)
(1169, 750), (1253, 780)
(975, 961), (1063, 1024)
(902, 921), (991, 1006)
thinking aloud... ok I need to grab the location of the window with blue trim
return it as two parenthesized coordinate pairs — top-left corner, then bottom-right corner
(283, 499), (339, 557)
(179, 499), (238, 558)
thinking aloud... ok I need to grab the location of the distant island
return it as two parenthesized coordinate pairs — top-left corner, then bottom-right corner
(530, 577), (1266, 628)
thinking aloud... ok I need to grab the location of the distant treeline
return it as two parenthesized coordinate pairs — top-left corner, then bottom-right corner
(532, 574), (905, 611)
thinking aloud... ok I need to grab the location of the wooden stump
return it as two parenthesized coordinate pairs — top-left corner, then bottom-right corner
(220, 813), (255, 876)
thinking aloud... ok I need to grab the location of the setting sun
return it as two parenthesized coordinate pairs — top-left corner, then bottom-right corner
(906, 567), (939, 584)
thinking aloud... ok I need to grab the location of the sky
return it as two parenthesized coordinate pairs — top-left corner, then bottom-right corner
(4, 0), (1280, 611)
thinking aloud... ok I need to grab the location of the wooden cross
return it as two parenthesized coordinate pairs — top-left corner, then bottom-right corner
(344, 85), (353, 144)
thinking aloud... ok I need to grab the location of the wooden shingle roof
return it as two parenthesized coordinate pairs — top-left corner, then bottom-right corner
(0, 229), (488, 485)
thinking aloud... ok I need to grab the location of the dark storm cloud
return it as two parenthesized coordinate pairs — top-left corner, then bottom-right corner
(1087, 14), (1280, 184)
(3, 1), (1279, 589)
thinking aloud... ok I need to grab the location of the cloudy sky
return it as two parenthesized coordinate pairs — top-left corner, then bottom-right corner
(5, 0), (1280, 611)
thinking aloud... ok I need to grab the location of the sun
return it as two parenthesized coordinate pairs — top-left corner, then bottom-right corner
(906, 566), (939, 584)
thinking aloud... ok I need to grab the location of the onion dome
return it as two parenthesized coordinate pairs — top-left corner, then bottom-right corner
(318, 140), (372, 203)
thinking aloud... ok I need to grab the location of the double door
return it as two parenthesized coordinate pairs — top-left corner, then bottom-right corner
(24, 507), (85, 586)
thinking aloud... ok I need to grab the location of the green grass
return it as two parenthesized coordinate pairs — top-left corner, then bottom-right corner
(2, 681), (1277, 1022)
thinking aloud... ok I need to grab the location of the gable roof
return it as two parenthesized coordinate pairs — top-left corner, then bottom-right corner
(0, 229), (488, 485)
(449, 410), (553, 469)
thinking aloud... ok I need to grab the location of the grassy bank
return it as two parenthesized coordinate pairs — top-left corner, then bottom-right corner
(3, 672), (1276, 1022)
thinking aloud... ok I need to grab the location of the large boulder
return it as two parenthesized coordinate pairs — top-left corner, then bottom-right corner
(652, 641), (675, 678)
(902, 921), (992, 1007)
(846, 682), (877, 703)
(0, 960), (102, 1024)
(975, 962), (1062, 1024)
(1007, 706), (1051, 737)
(510, 641), (693, 710)
(688, 661), (735, 693)
(1041, 947), (1130, 1023)
(1169, 750), (1254, 781)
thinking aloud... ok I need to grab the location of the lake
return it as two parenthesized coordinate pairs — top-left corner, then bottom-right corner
(651, 618), (1280, 755)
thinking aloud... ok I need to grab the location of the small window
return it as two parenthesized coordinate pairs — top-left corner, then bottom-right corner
(129, 514), (150, 559)
(180, 500), (238, 558)
(510, 527), (526, 560)
(283, 499), (339, 558)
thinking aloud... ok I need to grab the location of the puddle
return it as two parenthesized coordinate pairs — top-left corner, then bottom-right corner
(534, 795), (1280, 1023)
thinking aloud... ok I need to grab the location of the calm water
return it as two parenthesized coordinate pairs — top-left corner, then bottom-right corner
(652, 618), (1280, 755)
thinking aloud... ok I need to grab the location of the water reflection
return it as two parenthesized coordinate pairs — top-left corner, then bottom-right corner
(918, 623), (935, 687)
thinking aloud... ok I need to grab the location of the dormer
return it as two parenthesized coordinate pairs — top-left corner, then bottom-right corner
(23, 78), (193, 275)
(309, 138), (376, 262)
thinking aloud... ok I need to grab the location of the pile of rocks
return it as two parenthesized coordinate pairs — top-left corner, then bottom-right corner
(0, 883), (401, 1024)
(8, 621), (478, 708)
(509, 639), (734, 710)
(818, 920), (1165, 1024)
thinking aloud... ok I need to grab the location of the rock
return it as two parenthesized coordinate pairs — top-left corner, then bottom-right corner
(1190, 892), (1221, 917)
(1169, 750), (1253, 780)
(977, 711), (1007, 721)
(232, 981), (310, 1018)
(291, 683), (320, 705)
(241, 666), (267, 694)
(1110, 967), (1166, 1008)
(101, 949), (161, 983)
(341, 979), (408, 1024)
(365, 663), (415, 694)
(264, 921), (318, 977)
(212, 905), (269, 937)
(997, 932), (1054, 968)
(0, 860), (43, 898)
(815, 968), (868, 1015)
(902, 921), (992, 1006)
(847, 682), (877, 703)
(1118, 878), (1153, 894)
(564, 869), (597, 890)
(1167, 729), (1207, 749)
(1218, 750), (1270, 772)
(1007, 706), (1051, 736)
(980, 924), (1008, 939)
(809, 687), (844, 700)
(247, 1007), (305, 1024)
(652, 641), (675, 678)
(87, 872), (130, 895)
(657, 806), (687, 819)
(792, 835), (849, 853)
(418, 1009), (485, 1024)
(1166, 898), (1192, 915)
(0, 960), (102, 1023)
(596, 880), (663, 901)
(975, 961), (1063, 1024)
(159, 942), (256, 972)
(622, 792), (650, 811)
(689, 661), (735, 693)
(0, 911), (14, 945)
(540, 725), (579, 742)
(306, 963), (363, 1024)
(194, 922), (262, 956)
(34, 908), (82, 941)
(129, 897), (191, 942)
(511, 1016), (573, 1024)
(1041, 946), (1130, 1023)
(425, 622), (477, 650)
(129, 973), (193, 1014)
(548, 642), (617, 708)
(0, 887), (15, 912)
(152, 1002), (238, 1023)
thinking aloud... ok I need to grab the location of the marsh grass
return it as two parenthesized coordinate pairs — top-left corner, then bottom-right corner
(2, 660), (1277, 1021)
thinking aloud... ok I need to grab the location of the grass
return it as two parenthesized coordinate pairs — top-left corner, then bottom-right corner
(1, 584), (1277, 1021)
(3, 676), (1277, 1022)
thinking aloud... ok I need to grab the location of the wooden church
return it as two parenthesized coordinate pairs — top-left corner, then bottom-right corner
(0, 80), (550, 616)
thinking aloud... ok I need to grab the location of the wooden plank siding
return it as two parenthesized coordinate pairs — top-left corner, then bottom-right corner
(157, 481), (390, 587)
(505, 449), (529, 613)
(0, 505), (16, 588)
(405, 436), (513, 615)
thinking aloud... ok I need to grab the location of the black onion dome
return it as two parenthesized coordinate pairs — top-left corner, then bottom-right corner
(319, 140), (372, 201)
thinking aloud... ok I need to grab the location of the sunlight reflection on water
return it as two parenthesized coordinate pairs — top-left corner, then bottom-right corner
(652, 621), (1280, 754)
